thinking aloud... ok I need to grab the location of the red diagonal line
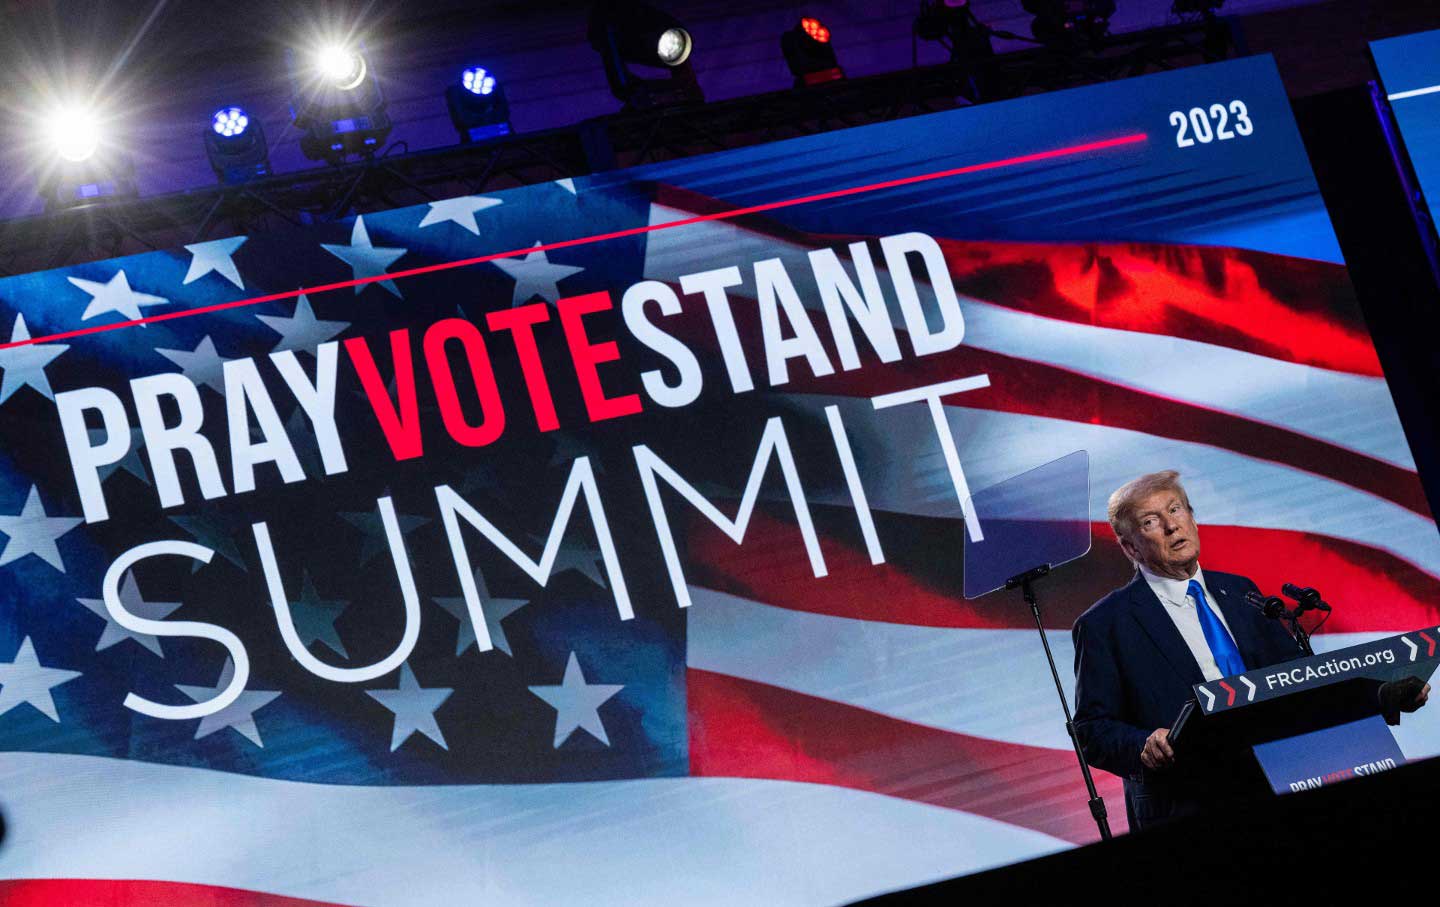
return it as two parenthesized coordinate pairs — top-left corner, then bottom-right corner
(1421, 632), (1436, 657)
(0, 133), (1148, 351)
(1218, 681), (1236, 707)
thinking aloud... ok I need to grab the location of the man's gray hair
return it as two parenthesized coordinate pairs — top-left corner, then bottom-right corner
(1107, 469), (1193, 540)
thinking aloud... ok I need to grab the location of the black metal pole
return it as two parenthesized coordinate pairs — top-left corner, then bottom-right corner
(1006, 565), (1113, 841)
(1286, 612), (1314, 657)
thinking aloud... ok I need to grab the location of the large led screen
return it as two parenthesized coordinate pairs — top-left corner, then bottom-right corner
(1373, 29), (1440, 226)
(0, 55), (1437, 905)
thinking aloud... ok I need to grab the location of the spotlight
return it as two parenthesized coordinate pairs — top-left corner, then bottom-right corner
(317, 44), (367, 90)
(781, 17), (844, 86)
(588, 1), (703, 110)
(446, 66), (512, 143)
(287, 40), (393, 163)
(36, 104), (136, 209)
(204, 106), (271, 184)
(45, 106), (100, 163)
(1021, 0), (1116, 48)
(656, 26), (692, 66)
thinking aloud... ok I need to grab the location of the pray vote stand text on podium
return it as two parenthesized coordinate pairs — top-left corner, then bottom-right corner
(1169, 629), (1440, 794)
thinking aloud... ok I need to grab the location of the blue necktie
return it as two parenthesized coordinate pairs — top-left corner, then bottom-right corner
(1188, 580), (1247, 677)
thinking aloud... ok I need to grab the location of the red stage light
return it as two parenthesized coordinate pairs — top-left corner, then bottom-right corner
(800, 17), (831, 43)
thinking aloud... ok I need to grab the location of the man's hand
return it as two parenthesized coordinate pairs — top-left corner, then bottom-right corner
(1380, 677), (1431, 725)
(1140, 728), (1175, 771)
(1406, 682), (1431, 712)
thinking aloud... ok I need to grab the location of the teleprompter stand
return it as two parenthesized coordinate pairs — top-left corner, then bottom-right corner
(963, 451), (1103, 837)
(1005, 563), (1113, 841)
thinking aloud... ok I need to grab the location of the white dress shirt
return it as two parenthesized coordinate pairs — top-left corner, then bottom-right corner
(1137, 564), (1240, 682)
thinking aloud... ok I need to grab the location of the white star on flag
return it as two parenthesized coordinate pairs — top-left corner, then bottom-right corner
(183, 236), (248, 288)
(417, 196), (503, 235)
(491, 242), (584, 306)
(554, 539), (608, 589)
(0, 486), (83, 572)
(176, 658), (281, 747)
(75, 572), (182, 657)
(67, 270), (169, 322)
(0, 314), (68, 405)
(169, 513), (248, 571)
(256, 295), (351, 354)
(0, 637), (82, 723)
(89, 426), (149, 483)
(155, 334), (228, 394)
(366, 663), (453, 751)
(289, 573), (351, 659)
(556, 178), (577, 195)
(529, 652), (624, 748)
(321, 216), (407, 297)
(433, 568), (529, 656)
(339, 508), (430, 566)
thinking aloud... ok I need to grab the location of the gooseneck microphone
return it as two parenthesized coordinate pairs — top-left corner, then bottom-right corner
(1281, 583), (1332, 613)
(1244, 590), (1289, 620)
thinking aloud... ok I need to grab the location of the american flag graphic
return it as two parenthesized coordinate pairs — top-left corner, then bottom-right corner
(0, 57), (1437, 906)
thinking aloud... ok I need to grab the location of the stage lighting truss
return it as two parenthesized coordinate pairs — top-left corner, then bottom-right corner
(1021, 0), (1117, 48)
(588, 1), (702, 110)
(204, 106), (272, 185)
(37, 105), (137, 210)
(914, 0), (997, 63)
(781, 17), (845, 87)
(446, 66), (512, 143)
(287, 41), (393, 163)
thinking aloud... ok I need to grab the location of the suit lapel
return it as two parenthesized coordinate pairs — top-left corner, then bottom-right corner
(1127, 572), (1205, 685)
(1207, 573), (1265, 670)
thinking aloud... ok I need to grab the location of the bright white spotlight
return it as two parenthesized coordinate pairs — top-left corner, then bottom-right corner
(45, 106), (101, 162)
(316, 43), (366, 90)
(656, 27), (692, 66)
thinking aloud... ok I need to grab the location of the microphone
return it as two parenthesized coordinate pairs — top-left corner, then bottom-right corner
(1281, 583), (1332, 613)
(1244, 590), (1289, 620)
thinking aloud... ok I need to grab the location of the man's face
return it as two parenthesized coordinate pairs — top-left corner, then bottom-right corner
(1120, 489), (1200, 579)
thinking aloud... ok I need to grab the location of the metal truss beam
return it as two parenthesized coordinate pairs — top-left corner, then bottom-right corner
(0, 17), (1230, 276)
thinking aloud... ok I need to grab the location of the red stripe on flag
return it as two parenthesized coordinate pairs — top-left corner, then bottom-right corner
(649, 183), (1378, 377)
(1198, 525), (1440, 634)
(937, 240), (1381, 377)
(0, 880), (355, 907)
(687, 668), (1128, 844)
(685, 509), (1440, 633)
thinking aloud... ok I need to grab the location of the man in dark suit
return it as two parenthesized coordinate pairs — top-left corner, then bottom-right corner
(1072, 470), (1424, 830)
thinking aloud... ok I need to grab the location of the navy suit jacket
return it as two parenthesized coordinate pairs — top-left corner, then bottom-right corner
(1071, 569), (1304, 822)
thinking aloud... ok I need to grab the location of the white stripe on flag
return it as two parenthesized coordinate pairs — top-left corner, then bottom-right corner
(0, 753), (1067, 907)
(688, 586), (1077, 750)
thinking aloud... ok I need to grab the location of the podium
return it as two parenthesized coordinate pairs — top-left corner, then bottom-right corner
(1169, 627), (1440, 794)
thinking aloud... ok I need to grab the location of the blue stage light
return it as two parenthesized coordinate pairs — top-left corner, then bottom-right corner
(461, 67), (497, 96)
(447, 67), (511, 143)
(211, 107), (251, 138)
(204, 105), (270, 183)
